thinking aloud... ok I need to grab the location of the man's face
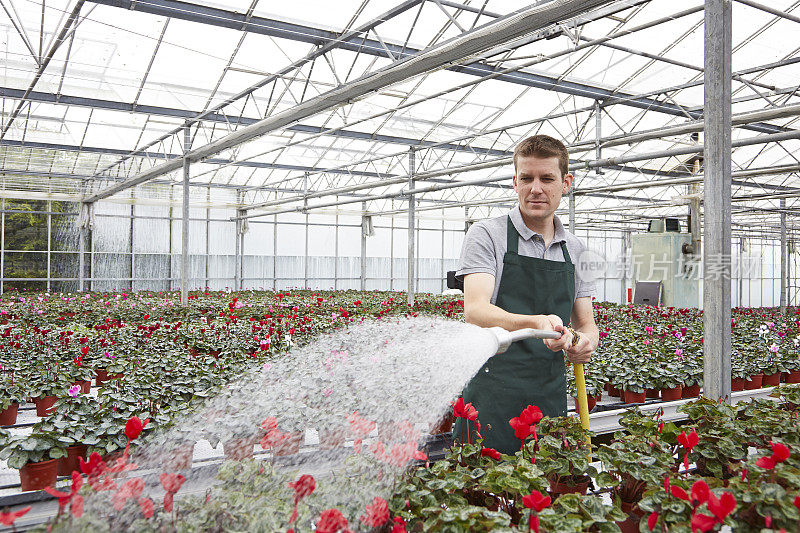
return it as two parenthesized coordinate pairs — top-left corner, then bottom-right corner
(513, 155), (573, 224)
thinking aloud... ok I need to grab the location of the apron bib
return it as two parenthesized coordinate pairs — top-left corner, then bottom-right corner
(454, 216), (576, 454)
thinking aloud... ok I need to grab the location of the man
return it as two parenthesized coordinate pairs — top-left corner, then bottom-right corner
(454, 134), (599, 455)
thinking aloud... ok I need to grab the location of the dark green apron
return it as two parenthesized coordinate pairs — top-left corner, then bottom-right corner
(454, 216), (576, 455)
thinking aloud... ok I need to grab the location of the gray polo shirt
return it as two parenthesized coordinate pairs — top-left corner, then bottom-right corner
(457, 206), (596, 304)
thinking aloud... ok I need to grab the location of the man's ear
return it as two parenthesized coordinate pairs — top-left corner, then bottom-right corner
(512, 174), (518, 191)
(562, 173), (574, 194)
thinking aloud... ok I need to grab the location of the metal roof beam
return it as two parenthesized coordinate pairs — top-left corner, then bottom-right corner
(0, 87), (509, 157)
(84, 0), (784, 136)
(0, 138), (393, 178)
(81, 0), (615, 203)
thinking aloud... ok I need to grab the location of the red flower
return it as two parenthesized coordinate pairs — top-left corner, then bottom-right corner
(81, 345), (89, 356)
(707, 492), (736, 522)
(677, 429), (699, 470)
(347, 411), (376, 437)
(452, 397), (478, 420)
(519, 405), (542, 426)
(160, 473), (186, 512)
(112, 478), (145, 511)
(0, 507), (30, 526)
(391, 516), (407, 533)
(80, 452), (107, 479)
(125, 416), (150, 441)
(794, 494), (800, 511)
(360, 497), (389, 528)
(316, 508), (349, 533)
(480, 448), (502, 460)
(671, 485), (689, 501)
(286, 474), (315, 524)
(509, 417), (532, 441)
(261, 417), (278, 432)
(44, 471), (84, 517)
(690, 479), (710, 505)
(677, 429), (699, 451)
(756, 456), (776, 470)
(770, 441), (790, 463)
(691, 512), (716, 532)
(521, 490), (551, 512)
(139, 497), (154, 518)
(261, 428), (286, 449)
(288, 474), (316, 502)
(647, 512), (659, 531)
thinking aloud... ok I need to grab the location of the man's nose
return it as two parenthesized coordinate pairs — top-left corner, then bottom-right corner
(531, 179), (544, 194)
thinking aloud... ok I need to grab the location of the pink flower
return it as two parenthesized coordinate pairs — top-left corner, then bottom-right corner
(67, 385), (81, 397)
(675, 349), (683, 358)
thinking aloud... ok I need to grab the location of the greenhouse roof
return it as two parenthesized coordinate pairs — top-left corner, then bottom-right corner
(1, 0), (799, 233)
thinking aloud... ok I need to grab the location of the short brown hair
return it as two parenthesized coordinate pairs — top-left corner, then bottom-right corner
(513, 135), (569, 178)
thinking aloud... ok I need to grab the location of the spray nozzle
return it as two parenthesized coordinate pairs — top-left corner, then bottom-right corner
(486, 326), (563, 355)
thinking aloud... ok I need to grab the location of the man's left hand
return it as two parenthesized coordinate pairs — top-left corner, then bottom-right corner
(564, 333), (592, 364)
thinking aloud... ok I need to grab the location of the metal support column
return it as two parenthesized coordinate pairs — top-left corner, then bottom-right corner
(781, 198), (787, 314)
(130, 202), (135, 291)
(407, 149), (416, 306)
(168, 186), (174, 290)
(303, 173), (309, 289)
(390, 200), (395, 291)
(620, 232), (629, 304)
(569, 190), (576, 232)
(738, 237), (744, 308)
(304, 213), (309, 289)
(205, 187), (210, 290)
(234, 190), (243, 291)
(89, 219), (94, 292)
(1, 199), (5, 295)
(334, 201), (339, 290)
(272, 214), (277, 290)
(46, 201), (51, 292)
(180, 126), (191, 305)
(360, 201), (367, 291)
(703, 0), (732, 402)
(595, 100), (603, 176)
(234, 218), (241, 291)
(441, 218), (446, 293)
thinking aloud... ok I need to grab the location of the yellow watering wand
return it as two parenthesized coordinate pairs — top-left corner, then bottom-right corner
(566, 326), (592, 456)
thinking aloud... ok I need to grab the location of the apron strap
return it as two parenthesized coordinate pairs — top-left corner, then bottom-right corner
(506, 216), (519, 254)
(560, 241), (572, 264)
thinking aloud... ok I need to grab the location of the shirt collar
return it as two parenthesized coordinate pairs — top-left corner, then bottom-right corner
(509, 205), (568, 245)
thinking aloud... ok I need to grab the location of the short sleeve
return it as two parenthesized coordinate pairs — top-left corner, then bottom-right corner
(571, 239), (597, 300)
(456, 223), (497, 280)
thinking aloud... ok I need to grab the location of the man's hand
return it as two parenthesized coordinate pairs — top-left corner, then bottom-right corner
(564, 334), (592, 364)
(541, 314), (572, 352)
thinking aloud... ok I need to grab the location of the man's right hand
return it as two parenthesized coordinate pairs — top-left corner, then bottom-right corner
(539, 314), (571, 352)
